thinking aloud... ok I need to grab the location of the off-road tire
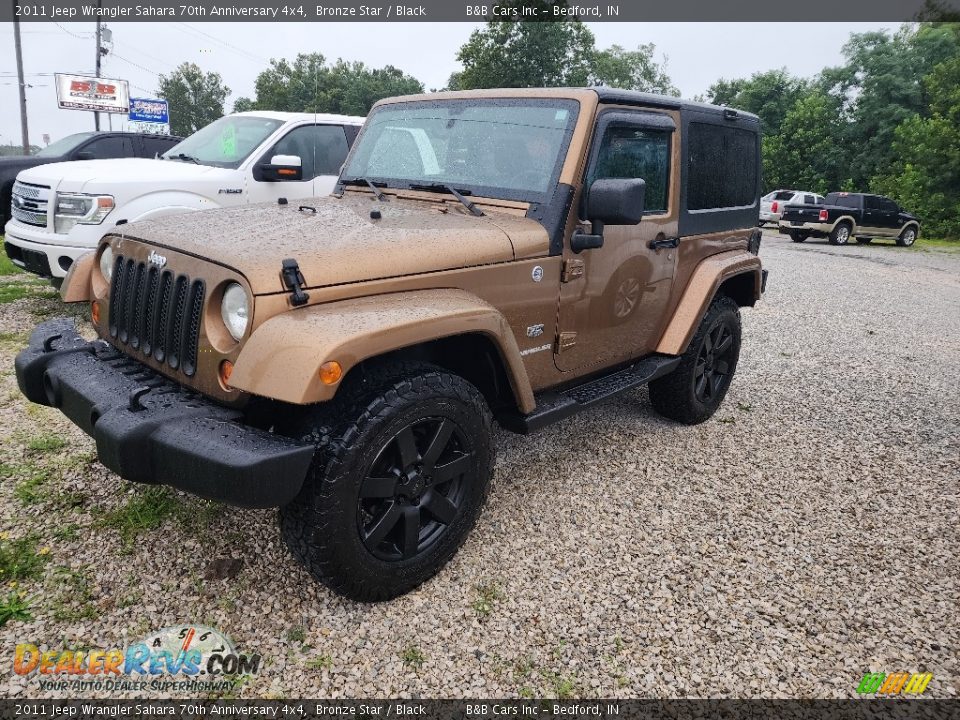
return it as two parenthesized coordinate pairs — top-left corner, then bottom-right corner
(278, 363), (493, 601)
(649, 294), (741, 425)
(856, 238), (872, 244)
(829, 222), (852, 245)
(897, 226), (918, 247)
(789, 231), (808, 243)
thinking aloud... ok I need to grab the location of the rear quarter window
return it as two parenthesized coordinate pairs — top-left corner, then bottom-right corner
(686, 122), (758, 210)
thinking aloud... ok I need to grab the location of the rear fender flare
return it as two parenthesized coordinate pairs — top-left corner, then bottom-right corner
(655, 251), (762, 356)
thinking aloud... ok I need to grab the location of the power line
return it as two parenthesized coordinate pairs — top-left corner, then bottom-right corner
(175, 22), (269, 65)
(54, 23), (95, 40)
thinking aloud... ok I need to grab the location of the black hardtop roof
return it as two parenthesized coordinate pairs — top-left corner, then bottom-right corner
(590, 87), (760, 123)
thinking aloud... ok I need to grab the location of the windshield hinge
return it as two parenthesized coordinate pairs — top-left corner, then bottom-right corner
(280, 258), (310, 307)
(561, 258), (584, 283)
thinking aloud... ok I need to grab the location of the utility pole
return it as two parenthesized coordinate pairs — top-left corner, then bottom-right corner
(13, 0), (30, 154)
(94, 0), (102, 131)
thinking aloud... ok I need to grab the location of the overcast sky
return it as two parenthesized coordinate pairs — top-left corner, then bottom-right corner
(0, 21), (901, 145)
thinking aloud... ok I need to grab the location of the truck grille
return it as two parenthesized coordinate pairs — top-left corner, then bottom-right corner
(108, 255), (205, 377)
(11, 181), (50, 227)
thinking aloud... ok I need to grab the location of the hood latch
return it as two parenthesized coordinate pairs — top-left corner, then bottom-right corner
(280, 258), (310, 307)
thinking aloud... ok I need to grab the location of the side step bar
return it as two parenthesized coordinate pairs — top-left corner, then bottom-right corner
(500, 354), (681, 434)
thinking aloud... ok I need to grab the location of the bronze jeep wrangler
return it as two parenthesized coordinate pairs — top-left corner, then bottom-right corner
(15, 88), (766, 601)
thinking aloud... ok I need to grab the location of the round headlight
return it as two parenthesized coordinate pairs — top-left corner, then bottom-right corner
(220, 283), (249, 341)
(99, 245), (114, 282)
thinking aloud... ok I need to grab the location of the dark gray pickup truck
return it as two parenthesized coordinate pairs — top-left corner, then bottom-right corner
(779, 192), (921, 246)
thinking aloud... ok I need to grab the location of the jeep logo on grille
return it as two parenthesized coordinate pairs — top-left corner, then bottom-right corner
(147, 250), (167, 269)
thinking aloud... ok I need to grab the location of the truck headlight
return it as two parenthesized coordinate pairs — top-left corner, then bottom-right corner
(99, 245), (114, 282)
(220, 283), (249, 341)
(53, 193), (115, 233)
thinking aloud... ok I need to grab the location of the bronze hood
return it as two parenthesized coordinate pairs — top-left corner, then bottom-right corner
(114, 193), (548, 294)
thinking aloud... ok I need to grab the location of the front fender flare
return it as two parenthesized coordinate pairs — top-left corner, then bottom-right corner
(656, 251), (762, 356)
(229, 288), (536, 411)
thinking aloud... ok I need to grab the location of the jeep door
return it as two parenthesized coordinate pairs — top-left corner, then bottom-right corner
(251, 123), (352, 202)
(555, 109), (679, 373)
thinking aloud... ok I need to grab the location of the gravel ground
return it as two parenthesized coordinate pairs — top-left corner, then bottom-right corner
(0, 232), (957, 699)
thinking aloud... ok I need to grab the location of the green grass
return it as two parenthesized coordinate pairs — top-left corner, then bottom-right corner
(0, 534), (49, 581)
(305, 654), (333, 670)
(50, 565), (98, 622)
(0, 243), (22, 276)
(99, 486), (178, 544)
(400, 645), (426, 668)
(0, 591), (33, 626)
(472, 581), (504, 617)
(25, 433), (68, 454)
(915, 236), (960, 251)
(286, 626), (307, 643)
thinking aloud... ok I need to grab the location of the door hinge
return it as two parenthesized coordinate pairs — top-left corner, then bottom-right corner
(557, 331), (577, 353)
(561, 258), (584, 283)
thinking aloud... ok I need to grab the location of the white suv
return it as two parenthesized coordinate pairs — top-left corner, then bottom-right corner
(760, 189), (825, 225)
(4, 111), (364, 283)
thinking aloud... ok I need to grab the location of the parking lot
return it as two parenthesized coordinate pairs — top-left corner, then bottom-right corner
(0, 230), (957, 699)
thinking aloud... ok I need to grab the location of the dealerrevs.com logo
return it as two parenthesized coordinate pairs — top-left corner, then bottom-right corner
(856, 671), (933, 695)
(13, 625), (261, 692)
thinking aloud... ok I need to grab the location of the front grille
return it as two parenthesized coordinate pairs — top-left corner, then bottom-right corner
(109, 255), (205, 377)
(11, 181), (50, 228)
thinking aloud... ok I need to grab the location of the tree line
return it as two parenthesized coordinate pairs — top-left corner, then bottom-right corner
(156, 9), (960, 238)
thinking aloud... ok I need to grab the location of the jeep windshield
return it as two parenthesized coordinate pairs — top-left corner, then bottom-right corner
(341, 98), (579, 202)
(162, 115), (284, 169)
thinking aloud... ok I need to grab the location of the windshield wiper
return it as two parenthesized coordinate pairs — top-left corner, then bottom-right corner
(408, 183), (484, 217)
(167, 153), (200, 165)
(342, 176), (388, 202)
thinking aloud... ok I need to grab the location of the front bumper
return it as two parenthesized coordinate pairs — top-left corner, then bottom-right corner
(4, 225), (95, 279)
(14, 319), (314, 508)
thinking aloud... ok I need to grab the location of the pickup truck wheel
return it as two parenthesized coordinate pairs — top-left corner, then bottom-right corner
(788, 231), (808, 243)
(278, 363), (493, 601)
(649, 295), (741, 425)
(829, 222), (852, 245)
(897, 227), (917, 247)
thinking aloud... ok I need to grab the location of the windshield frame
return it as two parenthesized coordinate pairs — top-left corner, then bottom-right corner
(161, 115), (286, 169)
(339, 97), (581, 205)
(35, 132), (96, 158)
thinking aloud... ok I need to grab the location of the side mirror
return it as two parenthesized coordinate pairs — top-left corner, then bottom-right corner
(588, 178), (646, 225)
(261, 154), (303, 182)
(571, 178), (647, 253)
(74, 151), (94, 161)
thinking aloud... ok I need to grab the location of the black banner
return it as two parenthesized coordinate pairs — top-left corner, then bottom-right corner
(1, 701), (959, 720)
(3, 0), (960, 23)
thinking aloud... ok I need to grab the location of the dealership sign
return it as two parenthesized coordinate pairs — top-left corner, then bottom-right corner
(55, 73), (129, 113)
(129, 98), (171, 135)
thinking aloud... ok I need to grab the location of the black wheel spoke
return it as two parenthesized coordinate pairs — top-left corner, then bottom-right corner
(708, 371), (721, 397)
(715, 332), (732, 355)
(360, 474), (396, 499)
(421, 419), (453, 470)
(433, 453), (472, 485)
(423, 492), (458, 525)
(695, 358), (707, 378)
(364, 502), (402, 548)
(402, 506), (420, 559)
(714, 360), (730, 375)
(703, 332), (713, 352)
(395, 426), (420, 467)
(695, 373), (708, 399)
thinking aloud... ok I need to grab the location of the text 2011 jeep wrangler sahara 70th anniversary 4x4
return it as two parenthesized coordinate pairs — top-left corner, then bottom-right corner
(15, 89), (766, 600)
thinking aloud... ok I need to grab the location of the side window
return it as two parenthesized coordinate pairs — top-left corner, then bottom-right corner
(270, 125), (349, 180)
(81, 136), (134, 159)
(589, 125), (670, 215)
(864, 195), (880, 211)
(880, 198), (898, 213)
(140, 136), (177, 158)
(686, 122), (758, 210)
(803, 194), (815, 204)
(816, 195), (825, 204)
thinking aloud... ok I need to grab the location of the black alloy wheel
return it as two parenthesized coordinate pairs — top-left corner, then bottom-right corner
(694, 321), (735, 404)
(359, 417), (474, 562)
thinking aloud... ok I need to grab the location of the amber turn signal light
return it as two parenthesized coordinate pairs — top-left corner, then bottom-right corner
(218, 359), (234, 388)
(90, 301), (100, 324)
(319, 361), (342, 385)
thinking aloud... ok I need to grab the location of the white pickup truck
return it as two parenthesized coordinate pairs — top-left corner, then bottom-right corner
(4, 111), (364, 283)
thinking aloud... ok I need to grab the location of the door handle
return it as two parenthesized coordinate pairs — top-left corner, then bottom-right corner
(649, 237), (679, 250)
